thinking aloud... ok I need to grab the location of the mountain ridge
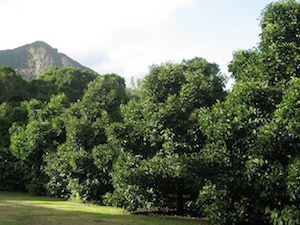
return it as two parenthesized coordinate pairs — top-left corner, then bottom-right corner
(0, 41), (94, 80)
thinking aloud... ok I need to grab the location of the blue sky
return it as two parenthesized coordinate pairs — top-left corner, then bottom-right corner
(0, 0), (277, 86)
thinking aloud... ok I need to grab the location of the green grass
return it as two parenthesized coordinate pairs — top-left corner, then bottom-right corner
(0, 192), (209, 225)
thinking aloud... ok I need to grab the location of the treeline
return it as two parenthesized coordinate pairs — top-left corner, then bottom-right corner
(0, 1), (300, 225)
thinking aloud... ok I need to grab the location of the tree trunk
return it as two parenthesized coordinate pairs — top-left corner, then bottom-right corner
(177, 183), (184, 214)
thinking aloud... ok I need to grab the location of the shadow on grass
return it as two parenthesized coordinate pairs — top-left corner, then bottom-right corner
(0, 192), (210, 225)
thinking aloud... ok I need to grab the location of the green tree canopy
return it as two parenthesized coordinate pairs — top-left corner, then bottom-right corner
(45, 74), (127, 201)
(197, 1), (300, 225)
(31, 67), (97, 102)
(0, 66), (30, 103)
(106, 57), (226, 212)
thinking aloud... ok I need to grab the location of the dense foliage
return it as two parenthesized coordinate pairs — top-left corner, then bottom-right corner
(104, 58), (226, 212)
(197, 1), (300, 224)
(0, 1), (299, 225)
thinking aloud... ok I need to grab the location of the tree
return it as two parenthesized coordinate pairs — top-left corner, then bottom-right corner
(228, 49), (263, 82)
(0, 67), (29, 191)
(106, 58), (226, 213)
(0, 66), (30, 103)
(31, 67), (97, 102)
(254, 77), (300, 225)
(197, 1), (300, 224)
(260, 0), (300, 85)
(0, 102), (28, 191)
(197, 81), (281, 225)
(45, 74), (127, 201)
(9, 94), (69, 195)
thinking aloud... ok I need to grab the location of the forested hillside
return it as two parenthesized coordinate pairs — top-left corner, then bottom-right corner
(0, 1), (299, 225)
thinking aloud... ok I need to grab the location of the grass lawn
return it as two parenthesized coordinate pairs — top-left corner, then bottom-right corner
(0, 192), (209, 225)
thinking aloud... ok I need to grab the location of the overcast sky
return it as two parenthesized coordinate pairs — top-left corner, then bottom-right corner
(1, 0), (276, 86)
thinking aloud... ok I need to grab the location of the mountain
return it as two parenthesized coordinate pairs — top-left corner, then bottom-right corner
(0, 41), (94, 80)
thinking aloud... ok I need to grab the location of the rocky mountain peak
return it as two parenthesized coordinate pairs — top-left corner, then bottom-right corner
(0, 41), (94, 80)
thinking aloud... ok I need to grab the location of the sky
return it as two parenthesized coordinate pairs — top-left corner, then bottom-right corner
(0, 0), (277, 87)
